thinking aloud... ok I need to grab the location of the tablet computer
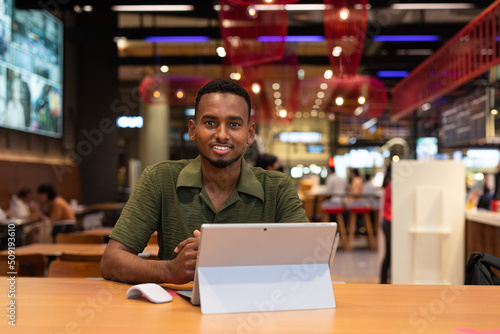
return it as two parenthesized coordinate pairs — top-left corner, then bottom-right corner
(178, 222), (339, 314)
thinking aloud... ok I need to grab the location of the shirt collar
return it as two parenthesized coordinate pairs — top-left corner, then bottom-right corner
(177, 155), (264, 202)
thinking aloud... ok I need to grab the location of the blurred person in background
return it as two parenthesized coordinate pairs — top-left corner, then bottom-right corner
(380, 164), (392, 284)
(254, 153), (283, 172)
(32, 184), (76, 242)
(324, 165), (347, 203)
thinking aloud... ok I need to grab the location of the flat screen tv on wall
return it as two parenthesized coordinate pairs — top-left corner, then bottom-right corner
(0, 0), (63, 138)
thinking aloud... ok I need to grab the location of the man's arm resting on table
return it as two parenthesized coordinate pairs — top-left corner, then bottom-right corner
(100, 236), (199, 284)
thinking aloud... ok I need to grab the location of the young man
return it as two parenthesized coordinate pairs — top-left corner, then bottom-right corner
(101, 79), (308, 284)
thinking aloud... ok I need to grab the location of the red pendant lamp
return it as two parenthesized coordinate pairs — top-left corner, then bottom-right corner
(139, 75), (211, 105)
(240, 54), (299, 124)
(324, 0), (368, 76)
(218, 0), (288, 66)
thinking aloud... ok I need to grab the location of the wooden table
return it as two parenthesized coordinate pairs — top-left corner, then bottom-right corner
(1, 278), (499, 333)
(0, 243), (159, 257)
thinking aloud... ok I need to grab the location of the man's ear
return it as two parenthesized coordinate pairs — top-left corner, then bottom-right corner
(246, 121), (256, 145)
(188, 119), (196, 142)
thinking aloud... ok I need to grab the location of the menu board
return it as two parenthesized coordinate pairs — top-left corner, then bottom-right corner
(441, 90), (488, 147)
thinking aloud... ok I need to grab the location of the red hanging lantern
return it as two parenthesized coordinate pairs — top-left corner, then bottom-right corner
(218, 0), (288, 66)
(324, 75), (388, 119)
(324, 0), (368, 76)
(240, 54), (299, 124)
(139, 75), (211, 105)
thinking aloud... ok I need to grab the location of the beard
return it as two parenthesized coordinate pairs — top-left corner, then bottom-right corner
(200, 151), (242, 169)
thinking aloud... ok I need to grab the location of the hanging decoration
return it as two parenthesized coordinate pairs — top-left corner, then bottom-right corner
(324, 0), (368, 76)
(218, 0), (288, 66)
(240, 54), (299, 124)
(300, 75), (388, 120)
(138, 75), (211, 105)
(326, 75), (387, 119)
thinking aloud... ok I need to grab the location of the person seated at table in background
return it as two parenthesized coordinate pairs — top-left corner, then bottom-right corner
(323, 165), (347, 204)
(8, 188), (33, 218)
(254, 153), (283, 172)
(32, 184), (76, 242)
(345, 168), (364, 207)
(101, 79), (308, 284)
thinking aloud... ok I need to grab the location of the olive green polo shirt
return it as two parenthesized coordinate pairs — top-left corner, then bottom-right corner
(109, 156), (308, 260)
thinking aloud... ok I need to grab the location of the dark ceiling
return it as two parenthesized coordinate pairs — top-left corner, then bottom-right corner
(16, 0), (498, 102)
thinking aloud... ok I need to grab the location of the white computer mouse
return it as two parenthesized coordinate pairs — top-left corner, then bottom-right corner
(126, 283), (173, 304)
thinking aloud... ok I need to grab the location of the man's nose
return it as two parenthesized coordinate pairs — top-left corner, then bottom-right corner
(215, 124), (230, 140)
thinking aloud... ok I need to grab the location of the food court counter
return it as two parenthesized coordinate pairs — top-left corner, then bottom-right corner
(465, 209), (500, 260)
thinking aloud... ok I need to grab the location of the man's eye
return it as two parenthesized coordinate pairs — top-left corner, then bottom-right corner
(205, 121), (216, 126)
(230, 122), (241, 127)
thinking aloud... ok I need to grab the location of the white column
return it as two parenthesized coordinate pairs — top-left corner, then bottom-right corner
(139, 100), (170, 169)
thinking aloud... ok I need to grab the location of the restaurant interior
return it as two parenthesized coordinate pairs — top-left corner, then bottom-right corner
(0, 0), (500, 332)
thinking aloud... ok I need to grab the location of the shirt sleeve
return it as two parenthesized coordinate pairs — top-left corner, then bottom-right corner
(109, 166), (161, 253)
(275, 175), (309, 223)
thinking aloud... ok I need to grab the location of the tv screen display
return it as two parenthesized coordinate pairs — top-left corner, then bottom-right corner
(0, 0), (63, 137)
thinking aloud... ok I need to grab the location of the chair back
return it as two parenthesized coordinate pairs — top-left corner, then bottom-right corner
(47, 259), (102, 278)
(0, 253), (46, 276)
(55, 233), (104, 244)
(60, 253), (102, 262)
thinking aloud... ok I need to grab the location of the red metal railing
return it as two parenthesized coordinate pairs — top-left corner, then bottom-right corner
(391, 0), (500, 120)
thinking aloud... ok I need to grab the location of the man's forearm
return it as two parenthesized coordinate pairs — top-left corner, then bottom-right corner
(101, 247), (169, 284)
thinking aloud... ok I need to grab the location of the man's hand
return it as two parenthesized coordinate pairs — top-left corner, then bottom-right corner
(166, 230), (201, 284)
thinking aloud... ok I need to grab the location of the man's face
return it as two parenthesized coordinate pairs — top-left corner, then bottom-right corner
(188, 92), (255, 169)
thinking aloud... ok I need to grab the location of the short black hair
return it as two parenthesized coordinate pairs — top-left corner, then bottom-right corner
(17, 188), (32, 199)
(255, 153), (278, 170)
(37, 184), (57, 201)
(194, 79), (252, 121)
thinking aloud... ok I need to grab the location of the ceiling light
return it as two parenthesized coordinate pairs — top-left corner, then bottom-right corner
(390, 3), (474, 10)
(354, 106), (364, 116)
(362, 118), (377, 130)
(160, 65), (169, 73)
(83, 5), (93, 12)
(372, 35), (440, 42)
(339, 7), (350, 21)
(332, 46), (342, 57)
(279, 109), (287, 118)
(335, 97), (344, 106)
(176, 89), (185, 99)
(376, 70), (409, 78)
(324, 70), (333, 79)
(247, 6), (258, 19)
(216, 47), (226, 57)
(111, 5), (194, 12)
(421, 103), (431, 111)
(320, 83), (328, 90)
(251, 83), (261, 94)
(298, 69), (305, 80)
(358, 96), (366, 105)
(491, 109), (498, 115)
(144, 36), (210, 43)
(272, 83), (280, 90)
